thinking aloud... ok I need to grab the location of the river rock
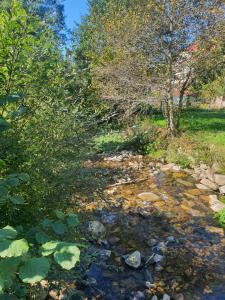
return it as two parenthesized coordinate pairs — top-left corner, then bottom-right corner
(196, 183), (210, 190)
(166, 236), (175, 244)
(101, 212), (118, 224)
(176, 179), (193, 187)
(200, 178), (218, 190)
(219, 185), (225, 194)
(147, 238), (158, 247)
(209, 195), (225, 212)
(132, 291), (145, 300)
(88, 221), (106, 239)
(163, 294), (170, 300)
(138, 192), (160, 202)
(174, 293), (185, 300)
(161, 163), (175, 172)
(155, 263), (164, 271)
(98, 249), (112, 261)
(156, 242), (167, 253)
(153, 254), (165, 264)
(108, 235), (120, 245)
(124, 251), (141, 268)
(214, 174), (225, 186)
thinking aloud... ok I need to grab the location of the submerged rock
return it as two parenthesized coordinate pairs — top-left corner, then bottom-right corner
(124, 251), (141, 268)
(98, 249), (112, 261)
(138, 192), (160, 202)
(101, 212), (118, 225)
(88, 221), (106, 240)
(153, 254), (165, 264)
(174, 294), (184, 300)
(132, 291), (145, 300)
(147, 238), (158, 247)
(163, 294), (170, 300)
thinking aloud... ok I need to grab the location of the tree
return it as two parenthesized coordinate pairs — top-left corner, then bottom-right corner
(78, 0), (224, 136)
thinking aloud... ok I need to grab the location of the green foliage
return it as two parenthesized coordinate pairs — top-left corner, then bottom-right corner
(215, 208), (225, 227)
(53, 243), (80, 270)
(19, 257), (50, 284)
(0, 210), (81, 294)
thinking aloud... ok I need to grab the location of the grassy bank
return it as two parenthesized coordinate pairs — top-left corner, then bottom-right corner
(94, 108), (225, 170)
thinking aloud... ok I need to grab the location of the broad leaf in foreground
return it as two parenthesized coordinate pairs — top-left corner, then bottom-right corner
(19, 257), (50, 284)
(0, 226), (17, 240)
(0, 239), (29, 258)
(54, 244), (80, 270)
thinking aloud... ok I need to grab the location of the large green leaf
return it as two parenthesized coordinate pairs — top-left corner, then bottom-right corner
(66, 213), (79, 227)
(0, 257), (21, 291)
(35, 231), (50, 244)
(0, 239), (29, 258)
(53, 244), (80, 270)
(0, 185), (8, 198)
(9, 196), (25, 205)
(17, 173), (30, 183)
(0, 226), (17, 240)
(40, 240), (61, 256)
(0, 118), (10, 132)
(19, 257), (50, 284)
(55, 210), (65, 220)
(51, 221), (67, 235)
(6, 177), (19, 187)
(0, 94), (22, 106)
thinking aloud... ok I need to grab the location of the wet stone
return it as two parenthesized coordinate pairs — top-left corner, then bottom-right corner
(147, 239), (158, 247)
(88, 221), (106, 240)
(98, 249), (112, 261)
(138, 192), (161, 202)
(124, 251), (141, 269)
(108, 235), (120, 245)
(132, 291), (146, 300)
(163, 294), (170, 300)
(174, 294), (185, 300)
(101, 212), (118, 225)
(153, 254), (165, 264)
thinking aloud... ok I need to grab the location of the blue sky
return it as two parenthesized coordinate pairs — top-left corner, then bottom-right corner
(64, 0), (88, 29)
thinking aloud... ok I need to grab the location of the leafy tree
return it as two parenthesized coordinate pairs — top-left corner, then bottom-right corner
(77, 0), (224, 136)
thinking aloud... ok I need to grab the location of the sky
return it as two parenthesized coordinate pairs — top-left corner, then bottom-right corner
(64, 0), (88, 30)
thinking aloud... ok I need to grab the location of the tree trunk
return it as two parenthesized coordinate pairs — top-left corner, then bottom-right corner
(166, 94), (177, 137)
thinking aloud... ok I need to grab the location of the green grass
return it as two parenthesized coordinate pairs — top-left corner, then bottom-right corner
(93, 109), (225, 168)
(144, 109), (225, 167)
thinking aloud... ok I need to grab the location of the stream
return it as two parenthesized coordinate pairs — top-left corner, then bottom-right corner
(67, 152), (225, 300)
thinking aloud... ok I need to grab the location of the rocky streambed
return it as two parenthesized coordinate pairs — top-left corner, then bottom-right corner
(50, 152), (225, 300)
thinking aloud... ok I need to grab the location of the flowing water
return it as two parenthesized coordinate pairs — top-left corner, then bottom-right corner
(70, 153), (225, 300)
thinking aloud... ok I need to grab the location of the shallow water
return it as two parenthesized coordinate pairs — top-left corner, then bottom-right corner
(73, 154), (225, 300)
